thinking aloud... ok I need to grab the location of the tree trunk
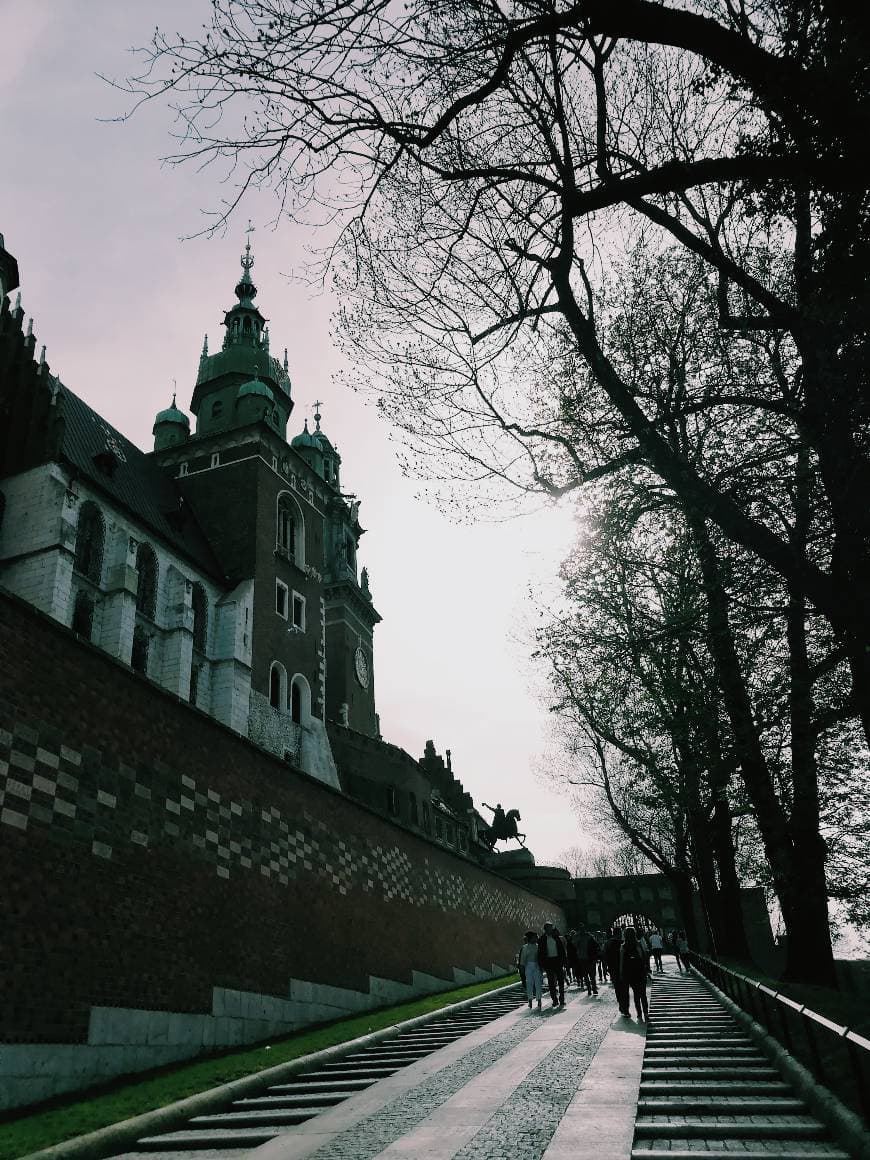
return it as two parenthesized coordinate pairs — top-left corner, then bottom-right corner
(686, 510), (837, 985)
(709, 791), (753, 963)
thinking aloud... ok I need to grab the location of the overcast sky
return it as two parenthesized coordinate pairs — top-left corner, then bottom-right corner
(0, 1), (591, 863)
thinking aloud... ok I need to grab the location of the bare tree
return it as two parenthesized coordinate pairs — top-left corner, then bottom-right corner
(123, 2), (870, 741)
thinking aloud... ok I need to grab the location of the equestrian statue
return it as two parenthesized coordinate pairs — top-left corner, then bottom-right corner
(479, 802), (526, 850)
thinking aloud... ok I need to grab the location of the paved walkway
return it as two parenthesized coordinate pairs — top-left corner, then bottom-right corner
(248, 975), (646, 1160)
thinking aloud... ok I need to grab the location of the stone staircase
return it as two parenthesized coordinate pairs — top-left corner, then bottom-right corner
(631, 966), (853, 1159)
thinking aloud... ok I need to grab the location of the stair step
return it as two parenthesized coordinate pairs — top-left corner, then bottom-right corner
(643, 1058), (775, 1068)
(637, 1098), (807, 1114)
(641, 1068), (780, 1080)
(233, 1093), (348, 1109)
(268, 1078), (374, 1092)
(136, 1129), (281, 1150)
(634, 1118), (826, 1140)
(189, 1109), (322, 1127)
(631, 1150), (850, 1159)
(640, 1081), (792, 1095)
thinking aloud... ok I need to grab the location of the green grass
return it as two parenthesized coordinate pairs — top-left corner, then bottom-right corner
(0, 975), (516, 1160)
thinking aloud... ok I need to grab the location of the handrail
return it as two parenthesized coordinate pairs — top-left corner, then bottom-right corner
(688, 951), (870, 1124)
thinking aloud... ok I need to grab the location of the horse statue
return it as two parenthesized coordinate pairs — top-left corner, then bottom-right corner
(479, 802), (526, 850)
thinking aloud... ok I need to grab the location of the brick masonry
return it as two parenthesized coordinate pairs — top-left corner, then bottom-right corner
(0, 590), (564, 1108)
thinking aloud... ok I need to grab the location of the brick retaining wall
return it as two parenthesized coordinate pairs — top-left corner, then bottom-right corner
(0, 590), (563, 1109)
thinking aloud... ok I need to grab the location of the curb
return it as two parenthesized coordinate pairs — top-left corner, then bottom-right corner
(692, 968), (870, 1160)
(18, 980), (520, 1160)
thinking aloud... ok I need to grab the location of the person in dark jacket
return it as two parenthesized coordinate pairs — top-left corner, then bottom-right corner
(570, 925), (599, 995)
(538, 921), (567, 1007)
(602, 927), (628, 1015)
(620, 926), (649, 1021)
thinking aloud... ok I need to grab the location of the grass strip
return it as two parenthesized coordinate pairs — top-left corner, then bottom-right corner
(1, 974), (515, 1160)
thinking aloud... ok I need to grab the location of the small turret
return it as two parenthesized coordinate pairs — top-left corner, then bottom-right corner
(153, 393), (190, 450)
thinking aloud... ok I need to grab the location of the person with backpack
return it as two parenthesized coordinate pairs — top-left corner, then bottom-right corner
(620, 926), (649, 1021)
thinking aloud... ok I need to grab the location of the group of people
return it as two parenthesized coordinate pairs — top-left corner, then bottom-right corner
(516, 922), (690, 1021)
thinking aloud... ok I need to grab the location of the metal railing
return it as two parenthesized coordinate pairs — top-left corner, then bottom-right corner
(687, 952), (870, 1123)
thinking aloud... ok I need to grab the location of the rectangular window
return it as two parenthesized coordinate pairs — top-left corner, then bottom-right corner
(276, 580), (288, 619)
(210, 452), (220, 468)
(292, 592), (306, 631)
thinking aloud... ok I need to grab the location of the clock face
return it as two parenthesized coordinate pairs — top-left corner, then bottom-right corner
(354, 646), (370, 689)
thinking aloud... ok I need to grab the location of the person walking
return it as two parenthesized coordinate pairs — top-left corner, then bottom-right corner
(571, 925), (599, 995)
(519, 931), (543, 1011)
(620, 926), (650, 1021)
(604, 927), (629, 1016)
(674, 930), (689, 972)
(649, 928), (664, 973)
(539, 921), (567, 1007)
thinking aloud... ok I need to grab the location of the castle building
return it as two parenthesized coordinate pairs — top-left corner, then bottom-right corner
(0, 235), (380, 790)
(0, 231), (483, 852)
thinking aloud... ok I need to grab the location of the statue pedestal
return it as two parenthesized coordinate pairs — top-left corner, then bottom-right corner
(485, 847), (536, 871)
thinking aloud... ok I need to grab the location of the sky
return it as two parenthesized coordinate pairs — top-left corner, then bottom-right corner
(0, 1), (589, 863)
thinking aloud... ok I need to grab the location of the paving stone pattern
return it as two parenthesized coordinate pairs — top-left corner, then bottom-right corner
(0, 716), (547, 925)
(454, 994), (614, 1160)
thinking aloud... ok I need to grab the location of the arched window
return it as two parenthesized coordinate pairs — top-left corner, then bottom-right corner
(74, 501), (105, 584)
(289, 674), (311, 725)
(131, 625), (149, 674)
(191, 583), (208, 651)
(269, 661), (287, 710)
(211, 399), (223, 419)
(135, 542), (158, 618)
(189, 663), (201, 706)
(71, 590), (95, 641)
(276, 492), (304, 564)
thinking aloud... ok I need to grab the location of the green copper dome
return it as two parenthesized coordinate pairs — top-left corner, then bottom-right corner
(291, 419), (319, 450)
(153, 400), (190, 429)
(237, 378), (275, 402)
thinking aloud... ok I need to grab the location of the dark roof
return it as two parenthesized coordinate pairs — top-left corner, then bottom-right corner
(58, 385), (225, 581)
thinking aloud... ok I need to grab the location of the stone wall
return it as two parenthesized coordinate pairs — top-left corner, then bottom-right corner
(0, 589), (563, 1111)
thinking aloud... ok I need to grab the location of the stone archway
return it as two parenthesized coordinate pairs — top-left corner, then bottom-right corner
(572, 873), (689, 941)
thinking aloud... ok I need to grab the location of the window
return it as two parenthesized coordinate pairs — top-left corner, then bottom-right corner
(269, 661), (287, 710)
(292, 592), (305, 631)
(178, 462), (189, 477)
(435, 816), (444, 839)
(131, 625), (149, 674)
(189, 663), (201, 705)
(135, 542), (158, 618)
(210, 452), (220, 468)
(387, 785), (398, 815)
(211, 400), (223, 419)
(289, 674), (311, 725)
(276, 492), (303, 564)
(71, 590), (94, 641)
(422, 801), (432, 834)
(276, 579), (288, 619)
(409, 792), (419, 826)
(191, 583), (208, 651)
(74, 501), (105, 583)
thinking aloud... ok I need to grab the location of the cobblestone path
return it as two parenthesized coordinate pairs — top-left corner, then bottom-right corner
(305, 1008), (542, 1159)
(452, 994), (614, 1160)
